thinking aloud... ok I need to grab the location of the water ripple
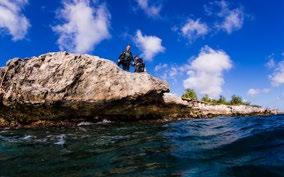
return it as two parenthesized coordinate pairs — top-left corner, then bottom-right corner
(0, 115), (283, 177)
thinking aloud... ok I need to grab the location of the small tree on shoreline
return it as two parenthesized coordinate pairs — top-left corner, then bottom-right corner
(182, 89), (197, 100)
(201, 94), (210, 102)
(182, 89), (257, 106)
(230, 95), (243, 105)
(218, 95), (227, 105)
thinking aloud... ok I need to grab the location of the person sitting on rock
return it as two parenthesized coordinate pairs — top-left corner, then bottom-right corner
(134, 56), (145, 73)
(117, 44), (133, 71)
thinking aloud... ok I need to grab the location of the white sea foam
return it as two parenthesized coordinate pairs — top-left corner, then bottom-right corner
(35, 138), (48, 143)
(54, 134), (66, 145)
(22, 135), (33, 140)
(96, 119), (112, 124)
(77, 121), (93, 126)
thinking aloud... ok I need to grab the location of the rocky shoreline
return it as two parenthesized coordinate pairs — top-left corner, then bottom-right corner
(0, 52), (279, 128)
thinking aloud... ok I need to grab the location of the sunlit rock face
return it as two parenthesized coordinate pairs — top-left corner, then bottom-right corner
(0, 52), (279, 127)
(191, 103), (279, 117)
(0, 52), (170, 122)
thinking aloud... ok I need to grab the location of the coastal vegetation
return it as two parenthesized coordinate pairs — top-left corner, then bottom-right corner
(182, 89), (253, 106)
(181, 89), (198, 100)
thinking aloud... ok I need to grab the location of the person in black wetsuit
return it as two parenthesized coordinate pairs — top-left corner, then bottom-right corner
(134, 56), (145, 73)
(117, 45), (133, 71)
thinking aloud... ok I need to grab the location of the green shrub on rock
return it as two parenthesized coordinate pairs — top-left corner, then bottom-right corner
(230, 95), (244, 105)
(182, 89), (197, 100)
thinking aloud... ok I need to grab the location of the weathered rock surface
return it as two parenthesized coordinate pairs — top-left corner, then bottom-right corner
(163, 93), (188, 106)
(0, 52), (172, 124)
(0, 52), (280, 127)
(188, 102), (279, 117)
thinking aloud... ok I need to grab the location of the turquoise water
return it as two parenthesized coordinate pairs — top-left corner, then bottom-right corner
(0, 115), (284, 177)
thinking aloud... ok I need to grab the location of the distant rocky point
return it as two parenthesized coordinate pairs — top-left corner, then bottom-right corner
(0, 52), (279, 128)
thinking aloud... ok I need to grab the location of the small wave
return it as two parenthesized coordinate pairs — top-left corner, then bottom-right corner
(0, 129), (9, 133)
(77, 121), (94, 126)
(21, 135), (33, 140)
(54, 134), (66, 145)
(96, 119), (112, 124)
(214, 127), (284, 154)
(0, 135), (9, 142)
(34, 138), (48, 143)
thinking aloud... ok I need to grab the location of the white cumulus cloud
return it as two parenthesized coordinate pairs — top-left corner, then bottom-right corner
(181, 19), (209, 42)
(168, 64), (190, 78)
(266, 57), (276, 69)
(216, 1), (244, 34)
(154, 63), (190, 83)
(220, 9), (244, 34)
(270, 60), (284, 86)
(134, 30), (165, 61)
(183, 46), (232, 98)
(53, 0), (111, 53)
(154, 63), (168, 72)
(0, 0), (30, 41)
(136, 0), (161, 17)
(247, 88), (270, 97)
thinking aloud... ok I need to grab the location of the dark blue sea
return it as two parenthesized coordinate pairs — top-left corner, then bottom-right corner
(0, 115), (284, 177)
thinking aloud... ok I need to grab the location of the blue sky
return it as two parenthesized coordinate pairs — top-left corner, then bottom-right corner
(0, 0), (283, 110)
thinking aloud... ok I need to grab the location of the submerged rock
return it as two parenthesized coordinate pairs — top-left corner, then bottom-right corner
(0, 52), (279, 127)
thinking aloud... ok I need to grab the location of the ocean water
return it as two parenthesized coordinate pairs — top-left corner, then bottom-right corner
(0, 115), (284, 177)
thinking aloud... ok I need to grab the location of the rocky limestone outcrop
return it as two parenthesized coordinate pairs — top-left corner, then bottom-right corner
(188, 101), (279, 117)
(163, 93), (188, 106)
(0, 52), (279, 127)
(0, 52), (176, 124)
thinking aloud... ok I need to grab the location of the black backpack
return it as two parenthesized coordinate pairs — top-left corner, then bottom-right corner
(135, 58), (145, 72)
